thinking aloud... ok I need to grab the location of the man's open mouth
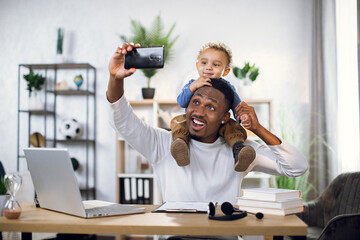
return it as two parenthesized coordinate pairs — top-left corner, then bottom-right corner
(191, 117), (206, 131)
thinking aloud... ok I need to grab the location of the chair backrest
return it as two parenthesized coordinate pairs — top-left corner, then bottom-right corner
(318, 213), (360, 240)
(317, 171), (360, 227)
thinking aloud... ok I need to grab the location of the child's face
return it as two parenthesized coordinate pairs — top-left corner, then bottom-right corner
(196, 48), (230, 79)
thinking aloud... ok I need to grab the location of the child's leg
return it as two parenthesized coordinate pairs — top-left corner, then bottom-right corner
(170, 114), (190, 166)
(219, 119), (256, 172)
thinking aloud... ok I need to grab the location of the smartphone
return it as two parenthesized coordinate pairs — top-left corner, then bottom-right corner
(124, 46), (165, 69)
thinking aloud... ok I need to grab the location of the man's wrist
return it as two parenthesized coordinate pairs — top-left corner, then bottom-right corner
(107, 76), (124, 103)
(251, 125), (265, 136)
(252, 125), (281, 146)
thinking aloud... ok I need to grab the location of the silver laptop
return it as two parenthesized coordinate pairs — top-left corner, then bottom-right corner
(24, 148), (146, 218)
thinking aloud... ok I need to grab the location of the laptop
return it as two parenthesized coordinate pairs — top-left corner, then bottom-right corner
(24, 148), (146, 218)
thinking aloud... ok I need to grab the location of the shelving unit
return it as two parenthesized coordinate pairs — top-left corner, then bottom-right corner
(116, 99), (182, 204)
(17, 63), (96, 200)
(116, 99), (273, 204)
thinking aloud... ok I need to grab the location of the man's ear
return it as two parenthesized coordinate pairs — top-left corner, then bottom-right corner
(222, 67), (231, 77)
(196, 62), (199, 69)
(222, 112), (231, 124)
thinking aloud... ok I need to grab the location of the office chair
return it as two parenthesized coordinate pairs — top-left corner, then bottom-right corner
(296, 171), (360, 240)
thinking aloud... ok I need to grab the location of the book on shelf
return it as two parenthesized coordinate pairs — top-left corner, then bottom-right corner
(237, 197), (303, 209)
(239, 205), (304, 216)
(241, 188), (301, 201)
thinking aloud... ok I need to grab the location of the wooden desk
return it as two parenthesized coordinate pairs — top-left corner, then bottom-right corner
(0, 203), (307, 239)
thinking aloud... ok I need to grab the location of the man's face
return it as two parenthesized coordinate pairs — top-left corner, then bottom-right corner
(196, 48), (230, 79)
(186, 86), (230, 143)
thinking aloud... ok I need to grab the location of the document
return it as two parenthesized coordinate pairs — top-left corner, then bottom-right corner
(153, 201), (208, 213)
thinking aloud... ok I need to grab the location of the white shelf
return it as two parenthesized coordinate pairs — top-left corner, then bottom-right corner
(116, 100), (180, 205)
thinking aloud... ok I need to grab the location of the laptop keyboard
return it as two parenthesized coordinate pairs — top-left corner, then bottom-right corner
(85, 204), (141, 217)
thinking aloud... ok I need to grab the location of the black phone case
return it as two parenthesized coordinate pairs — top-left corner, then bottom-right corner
(124, 46), (165, 69)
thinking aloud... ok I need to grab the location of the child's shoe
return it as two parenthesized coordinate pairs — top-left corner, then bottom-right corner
(171, 138), (190, 166)
(233, 142), (256, 172)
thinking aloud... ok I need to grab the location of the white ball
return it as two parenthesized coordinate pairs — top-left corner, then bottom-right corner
(59, 119), (82, 140)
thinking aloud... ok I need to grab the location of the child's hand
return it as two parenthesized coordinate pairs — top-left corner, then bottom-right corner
(189, 77), (212, 92)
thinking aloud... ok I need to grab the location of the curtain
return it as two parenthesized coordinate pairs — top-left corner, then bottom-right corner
(307, 0), (338, 200)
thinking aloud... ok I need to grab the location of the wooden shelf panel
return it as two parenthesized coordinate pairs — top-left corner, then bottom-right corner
(50, 139), (96, 144)
(19, 110), (55, 115)
(19, 63), (95, 70)
(48, 90), (95, 96)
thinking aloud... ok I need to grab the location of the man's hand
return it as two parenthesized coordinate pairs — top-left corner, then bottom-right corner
(235, 102), (261, 132)
(107, 42), (140, 103)
(109, 42), (140, 80)
(236, 101), (281, 145)
(189, 76), (212, 92)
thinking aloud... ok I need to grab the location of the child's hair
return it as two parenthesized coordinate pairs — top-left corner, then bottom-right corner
(197, 42), (233, 68)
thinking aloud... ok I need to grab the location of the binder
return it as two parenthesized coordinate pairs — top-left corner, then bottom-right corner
(119, 176), (153, 204)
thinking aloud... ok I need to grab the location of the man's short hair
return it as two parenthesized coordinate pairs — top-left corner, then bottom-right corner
(210, 78), (234, 112)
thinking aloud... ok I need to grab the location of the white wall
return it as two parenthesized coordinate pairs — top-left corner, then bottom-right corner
(0, 0), (312, 201)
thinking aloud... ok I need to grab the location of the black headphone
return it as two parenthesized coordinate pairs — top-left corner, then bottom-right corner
(207, 202), (264, 221)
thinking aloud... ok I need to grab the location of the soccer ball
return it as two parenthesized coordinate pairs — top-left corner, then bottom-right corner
(59, 118), (82, 140)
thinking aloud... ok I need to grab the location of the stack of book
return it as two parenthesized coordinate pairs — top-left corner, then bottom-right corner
(237, 188), (304, 216)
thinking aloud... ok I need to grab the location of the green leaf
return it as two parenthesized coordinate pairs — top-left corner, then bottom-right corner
(0, 177), (7, 195)
(232, 67), (243, 79)
(243, 62), (250, 72)
(141, 69), (158, 80)
(233, 62), (260, 83)
(249, 69), (259, 82)
(23, 69), (45, 96)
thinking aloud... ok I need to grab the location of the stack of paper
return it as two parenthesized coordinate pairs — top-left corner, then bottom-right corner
(237, 188), (304, 216)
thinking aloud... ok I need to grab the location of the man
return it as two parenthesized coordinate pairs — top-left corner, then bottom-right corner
(107, 43), (308, 204)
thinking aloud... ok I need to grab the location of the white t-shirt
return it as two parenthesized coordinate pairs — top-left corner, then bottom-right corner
(109, 96), (308, 204)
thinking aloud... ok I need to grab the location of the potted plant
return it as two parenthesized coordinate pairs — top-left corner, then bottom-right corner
(55, 27), (65, 63)
(23, 69), (46, 110)
(233, 62), (260, 85)
(0, 176), (9, 216)
(120, 14), (179, 99)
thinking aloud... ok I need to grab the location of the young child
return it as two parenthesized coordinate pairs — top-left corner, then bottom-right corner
(170, 42), (256, 172)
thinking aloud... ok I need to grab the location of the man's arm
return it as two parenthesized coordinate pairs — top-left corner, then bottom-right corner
(107, 43), (172, 163)
(107, 43), (140, 103)
(235, 101), (281, 145)
(236, 102), (308, 176)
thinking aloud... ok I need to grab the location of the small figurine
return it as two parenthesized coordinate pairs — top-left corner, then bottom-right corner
(56, 80), (69, 91)
(74, 74), (83, 90)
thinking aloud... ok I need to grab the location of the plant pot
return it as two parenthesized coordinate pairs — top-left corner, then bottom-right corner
(28, 95), (44, 111)
(55, 54), (65, 63)
(0, 194), (10, 216)
(142, 88), (155, 99)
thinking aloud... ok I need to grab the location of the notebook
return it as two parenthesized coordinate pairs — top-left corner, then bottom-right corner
(24, 148), (146, 218)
